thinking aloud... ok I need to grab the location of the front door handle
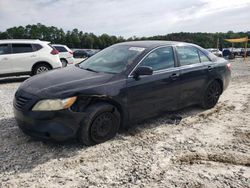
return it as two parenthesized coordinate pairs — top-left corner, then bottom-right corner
(208, 66), (214, 71)
(2, 57), (8, 60)
(170, 73), (179, 80)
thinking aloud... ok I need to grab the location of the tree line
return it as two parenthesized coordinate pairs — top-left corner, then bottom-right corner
(0, 23), (249, 49)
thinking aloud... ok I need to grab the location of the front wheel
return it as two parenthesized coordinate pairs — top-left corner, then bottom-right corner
(201, 81), (222, 109)
(77, 103), (120, 146)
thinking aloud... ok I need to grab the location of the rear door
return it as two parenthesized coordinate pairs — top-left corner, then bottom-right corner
(127, 46), (181, 122)
(175, 45), (210, 106)
(0, 43), (12, 74)
(10, 43), (37, 73)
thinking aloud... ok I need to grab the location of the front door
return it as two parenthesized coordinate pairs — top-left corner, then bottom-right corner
(10, 43), (37, 73)
(127, 46), (181, 122)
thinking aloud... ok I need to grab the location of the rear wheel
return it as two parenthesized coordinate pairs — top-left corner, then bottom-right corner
(33, 64), (51, 75)
(77, 103), (120, 146)
(201, 81), (222, 109)
(60, 59), (68, 67)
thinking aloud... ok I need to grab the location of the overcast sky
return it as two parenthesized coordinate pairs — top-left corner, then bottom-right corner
(0, 0), (249, 37)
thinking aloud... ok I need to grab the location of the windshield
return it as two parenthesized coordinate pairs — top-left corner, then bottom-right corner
(79, 45), (145, 74)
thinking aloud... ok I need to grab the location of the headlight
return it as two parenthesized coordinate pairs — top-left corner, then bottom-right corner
(32, 96), (77, 111)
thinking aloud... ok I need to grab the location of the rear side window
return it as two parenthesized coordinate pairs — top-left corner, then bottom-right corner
(32, 44), (43, 51)
(12, 43), (33, 54)
(0, 44), (10, 55)
(176, 46), (200, 66)
(140, 47), (175, 71)
(54, 46), (67, 52)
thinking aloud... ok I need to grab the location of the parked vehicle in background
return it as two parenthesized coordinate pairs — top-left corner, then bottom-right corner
(52, 44), (74, 67)
(223, 48), (243, 58)
(232, 48), (242, 57)
(222, 49), (235, 59)
(207, 48), (222, 57)
(73, 49), (99, 59)
(0, 39), (62, 76)
(73, 49), (90, 59)
(14, 41), (231, 145)
(240, 48), (250, 57)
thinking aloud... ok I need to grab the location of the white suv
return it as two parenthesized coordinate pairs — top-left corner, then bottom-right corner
(52, 44), (75, 67)
(0, 39), (62, 76)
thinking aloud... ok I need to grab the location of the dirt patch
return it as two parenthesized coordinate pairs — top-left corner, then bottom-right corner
(243, 94), (250, 113)
(233, 129), (250, 146)
(174, 150), (250, 167)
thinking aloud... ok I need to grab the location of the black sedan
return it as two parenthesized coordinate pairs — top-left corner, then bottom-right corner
(14, 41), (231, 145)
(73, 49), (99, 59)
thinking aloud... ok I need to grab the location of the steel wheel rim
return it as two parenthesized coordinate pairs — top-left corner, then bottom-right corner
(207, 83), (220, 106)
(36, 66), (49, 74)
(91, 112), (115, 142)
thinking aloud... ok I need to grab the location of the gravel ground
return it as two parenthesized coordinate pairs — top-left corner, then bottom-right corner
(0, 58), (250, 188)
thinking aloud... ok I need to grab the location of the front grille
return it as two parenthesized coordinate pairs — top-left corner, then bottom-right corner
(14, 95), (31, 110)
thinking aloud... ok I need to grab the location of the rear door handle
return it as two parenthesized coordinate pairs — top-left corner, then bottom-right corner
(2, 57), (8, 60)
(208, 66), (214, 71)
(170, 73), (179, 80)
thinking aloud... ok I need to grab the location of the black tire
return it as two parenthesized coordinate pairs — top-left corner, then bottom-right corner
(60, 59), (67, 67)
(33, 63), (52, 75)
(77, 103), (120, 146)
(201, 81), (222, 109)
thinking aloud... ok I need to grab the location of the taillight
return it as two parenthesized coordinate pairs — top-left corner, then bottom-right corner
(69, 51), (73, 55)
(51, 49), (59, 55)
(226, 63), (231, 70)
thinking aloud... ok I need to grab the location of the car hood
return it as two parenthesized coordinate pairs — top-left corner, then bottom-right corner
(19, 66), (115, 98)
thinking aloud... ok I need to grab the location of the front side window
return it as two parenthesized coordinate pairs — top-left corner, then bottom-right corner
(79, 45), (145, 74)
(0, 44), (10, 55)
(176, 46), (200, 66)
(12, 43), (33, 54)
(199, 50), (211, 62)
(139, 47), (175, 71)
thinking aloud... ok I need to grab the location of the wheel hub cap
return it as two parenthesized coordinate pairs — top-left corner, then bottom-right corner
(36, 66), (49, 74)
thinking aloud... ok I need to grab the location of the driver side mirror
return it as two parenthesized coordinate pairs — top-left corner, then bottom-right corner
(133, 66), (153, 79)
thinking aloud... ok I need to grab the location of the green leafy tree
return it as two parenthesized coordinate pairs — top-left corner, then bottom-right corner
(0, 23), (249, 49)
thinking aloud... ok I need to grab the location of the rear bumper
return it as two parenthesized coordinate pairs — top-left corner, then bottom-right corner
(14, 107), (84, 141)
(51, 59), (63, 69)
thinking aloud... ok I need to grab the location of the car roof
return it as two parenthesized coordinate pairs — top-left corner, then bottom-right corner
(52, 44), (67, 47)
(116, 40), (191, 49)
(0, 39), (50, 44)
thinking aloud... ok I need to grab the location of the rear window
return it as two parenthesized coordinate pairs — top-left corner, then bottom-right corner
(12, 43), (33, 54)
(54, 46), (67, 52)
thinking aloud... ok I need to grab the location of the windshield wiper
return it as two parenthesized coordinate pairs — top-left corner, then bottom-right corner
(84, 68), (99, 73)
